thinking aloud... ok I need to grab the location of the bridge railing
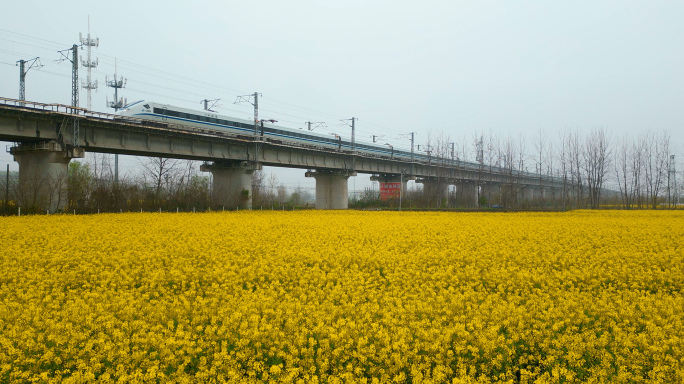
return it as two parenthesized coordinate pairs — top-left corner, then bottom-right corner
(0, 97), (565, 186)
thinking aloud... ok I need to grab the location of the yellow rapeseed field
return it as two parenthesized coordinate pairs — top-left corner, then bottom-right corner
(0, 210), (683, 383)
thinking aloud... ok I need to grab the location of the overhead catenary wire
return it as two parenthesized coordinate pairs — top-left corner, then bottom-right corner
(0, 30), (417, 150)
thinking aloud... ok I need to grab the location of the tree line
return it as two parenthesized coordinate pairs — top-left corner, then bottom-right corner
(1, 127), (681, 213)
(0, 154), (312, 214)
(352, 128), (680, 210)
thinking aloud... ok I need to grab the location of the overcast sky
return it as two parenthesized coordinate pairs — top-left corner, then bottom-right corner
(1, 1), (682, 191)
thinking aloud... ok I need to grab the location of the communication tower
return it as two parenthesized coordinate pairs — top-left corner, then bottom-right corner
(668, 155), (679, 207)
(80, 17), (99, 110)
(106, 59), (127, 111)
(476, 136), (484, 165)
(105, 59), (126, 186)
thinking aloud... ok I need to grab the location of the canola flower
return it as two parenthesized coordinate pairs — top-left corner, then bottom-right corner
(0, 210), (683, 383)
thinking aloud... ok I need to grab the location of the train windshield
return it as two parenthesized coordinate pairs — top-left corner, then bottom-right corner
(121, 100), (144, 109)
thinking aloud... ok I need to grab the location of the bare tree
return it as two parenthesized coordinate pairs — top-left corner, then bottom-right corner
(583, 128), (611, 209)
(614, 134), (632, 209)
(568, 130), (585, 208)
(138, 157), (183, 205)
(643, 130), (670, 208)
(533, 128), (548, 208)
(557, 129), (572, 211)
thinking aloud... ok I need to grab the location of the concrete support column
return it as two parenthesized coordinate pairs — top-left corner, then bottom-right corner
(306, 169), (355, 209)
(521, 186), (535, 201)
(201, 160), (261, 209)
(10, 141), (85, 213)
(481, 183), (501, 206)
(418, 177), (449, 207)
(456, 182), (478, 207)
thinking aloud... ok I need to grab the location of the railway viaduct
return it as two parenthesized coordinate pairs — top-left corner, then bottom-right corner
(0, 98), (564, 212)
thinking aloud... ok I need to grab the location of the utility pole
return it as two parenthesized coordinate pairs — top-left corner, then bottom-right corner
(340, 118), (357, 151)
(4, 164), (8, 216)
(235, 92), (262, 163)
(80, 17), (99, 111)
(253, 92), (258, 135)
(260, 119), (277, 137)
(371, 134), (384, 143)
(56, 45), (79, 108)
(16, 57), (43, 104)
(450, 142), (455, 162)
(340, 117), (357, 170)
(106, 59), (126, 186)
(306, 121), (326, 131)
(201, 98), (220, 112)
(399, 132), (416, 161)
(399, 169), (406, 211)
(234, 92), (261, 135)
(57, 45), (80, 145)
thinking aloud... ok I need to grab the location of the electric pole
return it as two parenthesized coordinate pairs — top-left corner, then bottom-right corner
(399, 132), (416, 161)
(57, 45), (79, 108)
(57, 45), (80, 145)
(340, 117), (357, 170)
(306, 121), (326, 131)
(106, 59), (126, 186)
(4, 164), (8, 216)
(201, 98), (220, 112)
(234, 92), (261, 135)
(80, 17), (99, 110)
(351, 117), (356, 152)
(16, 57), (43, 104)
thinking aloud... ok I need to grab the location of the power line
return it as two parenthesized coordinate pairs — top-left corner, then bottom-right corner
(0, 37), (61, 53)
(0, 28), (66, 48)
(1, 30), (412, 144)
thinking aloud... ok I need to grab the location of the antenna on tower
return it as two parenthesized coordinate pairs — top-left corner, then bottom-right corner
(80, 16), (99, 111)
(106, 59), (127, 111)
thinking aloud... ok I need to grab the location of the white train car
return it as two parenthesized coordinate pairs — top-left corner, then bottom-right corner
(117, 100), (423, 161)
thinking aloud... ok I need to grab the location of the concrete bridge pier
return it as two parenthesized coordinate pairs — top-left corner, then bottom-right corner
(481, 183), (501, 206)
(10, 141), (85, 213)
(521, 186), (535, 202)
(305, 169), (355, 209)
(201, 160), (261, 209)
(417, 177), (449, 207)
(456, 182), (478, 207)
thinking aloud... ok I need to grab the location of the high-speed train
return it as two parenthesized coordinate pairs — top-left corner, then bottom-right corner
(117, 100), (425, 161)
